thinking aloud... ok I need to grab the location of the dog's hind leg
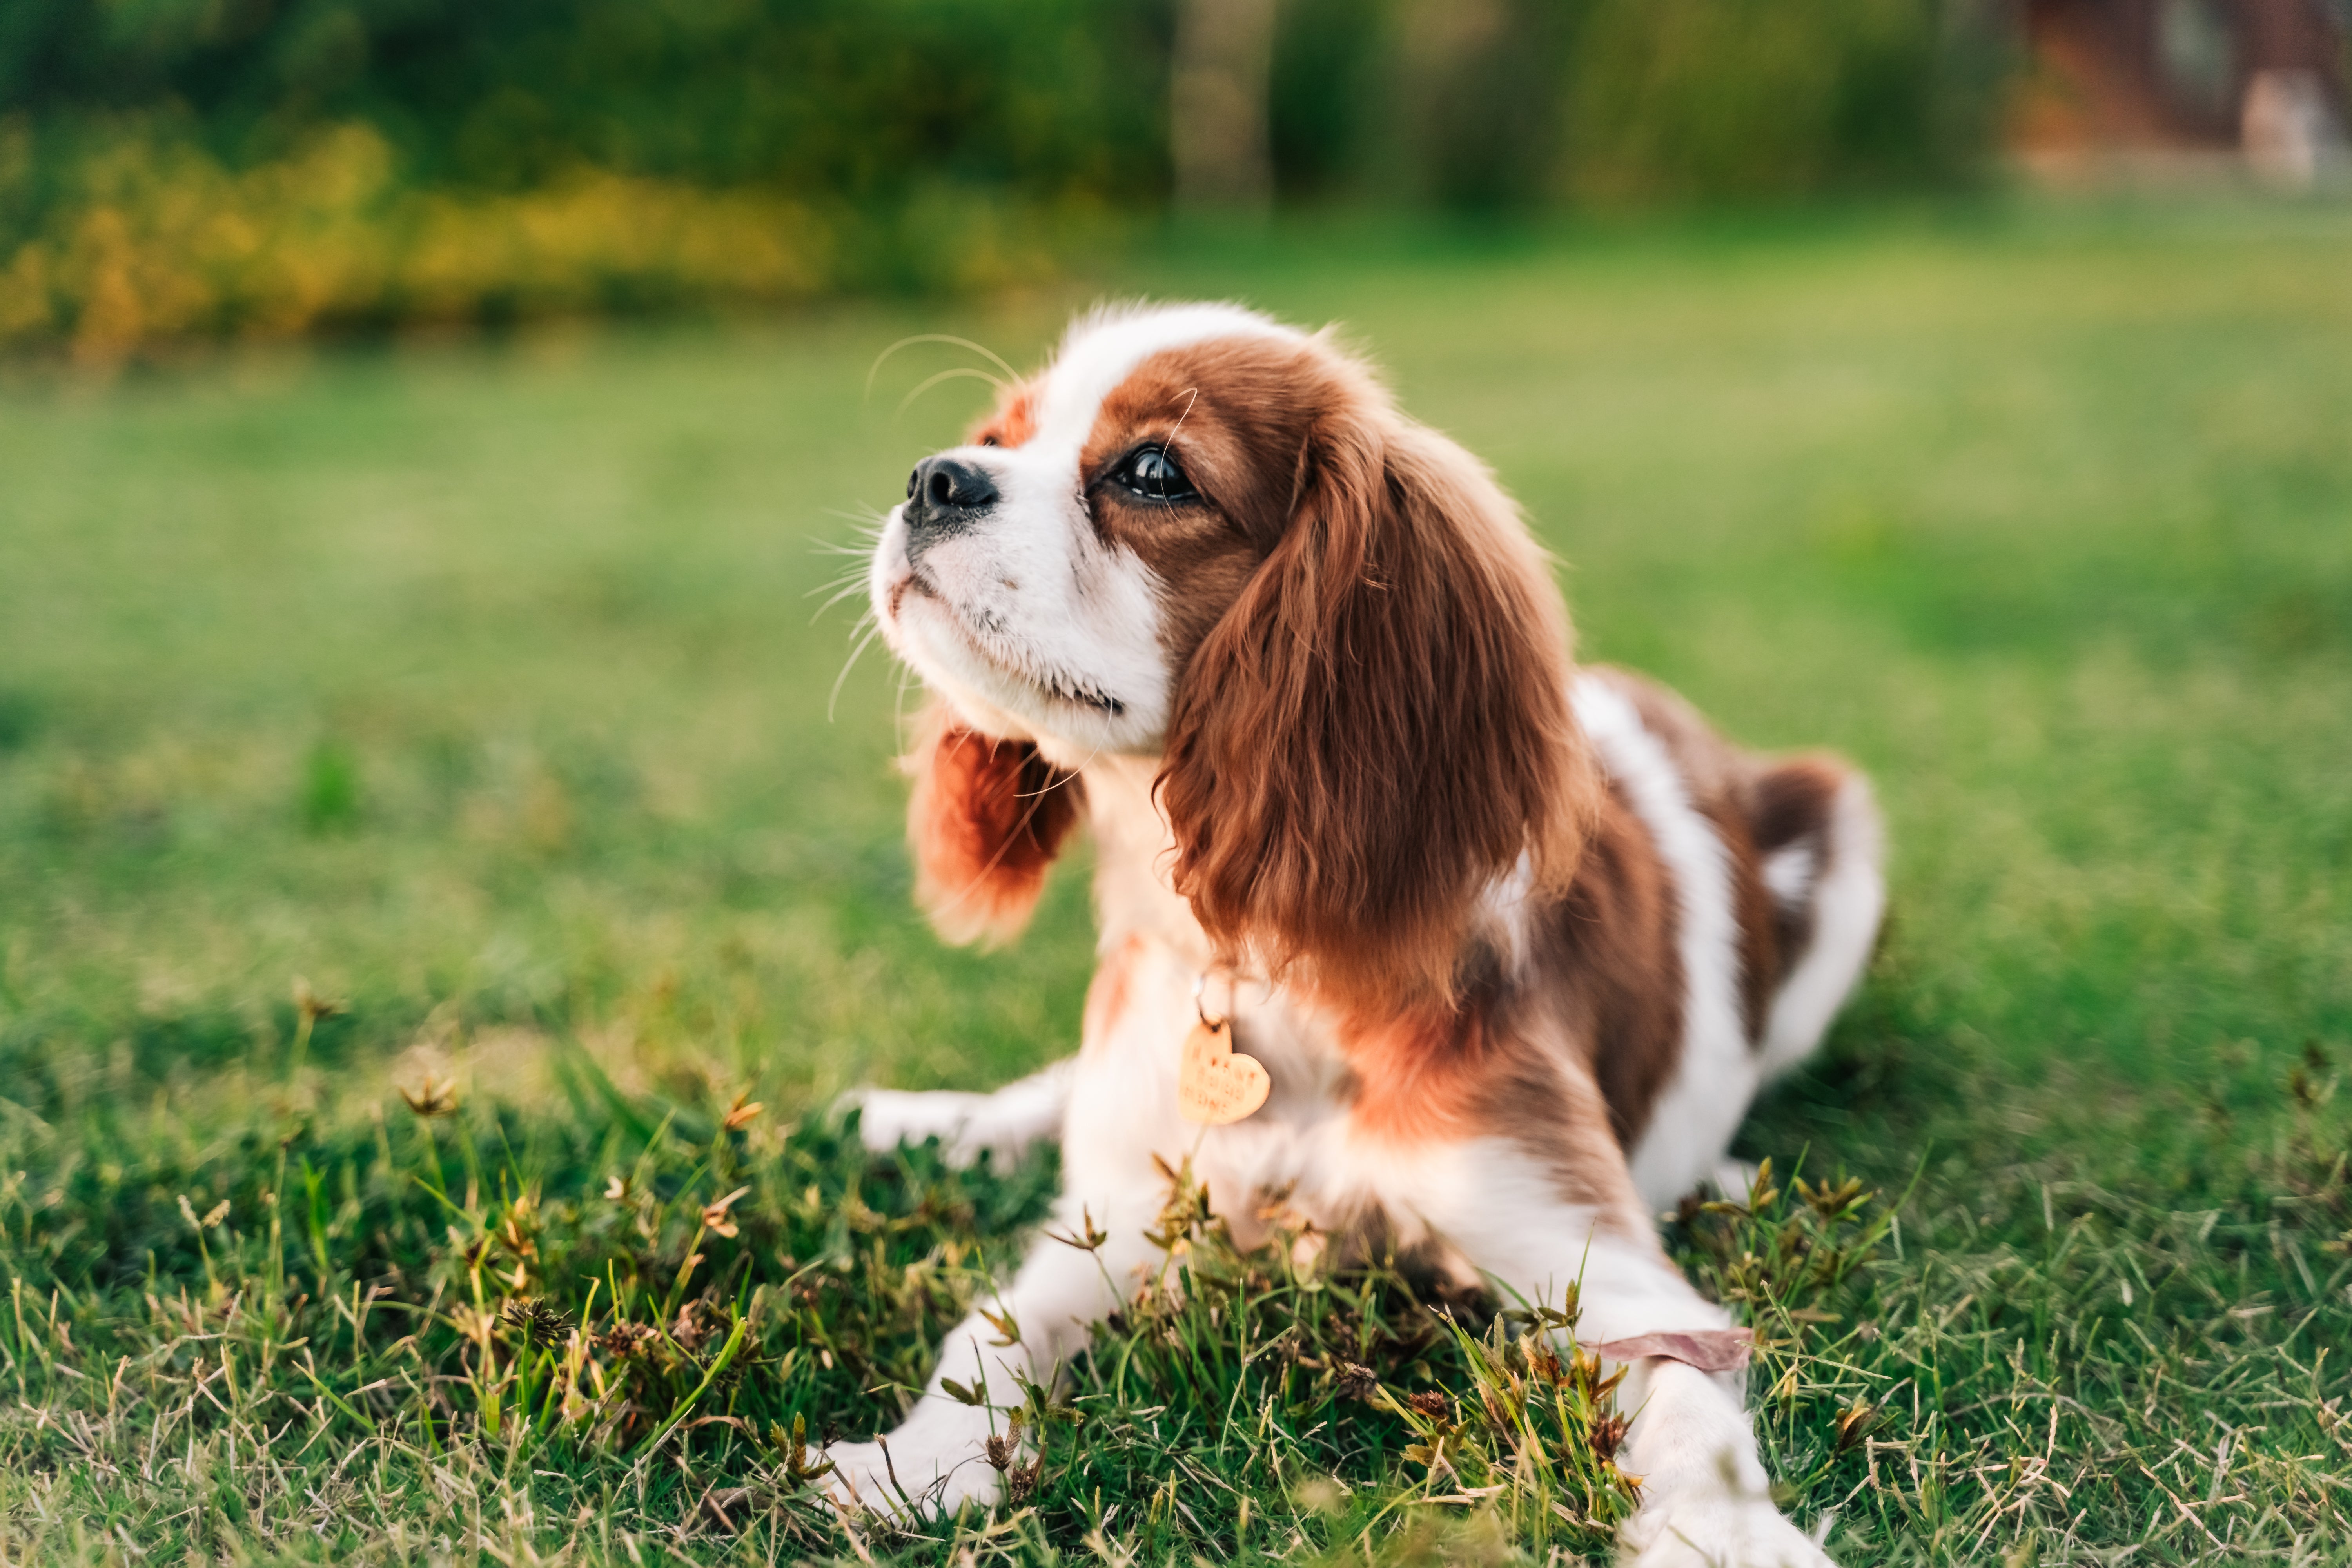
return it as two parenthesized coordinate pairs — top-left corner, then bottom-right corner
(1413, 1136), (1836, 1568)
(841, 1056), (1074, 1168)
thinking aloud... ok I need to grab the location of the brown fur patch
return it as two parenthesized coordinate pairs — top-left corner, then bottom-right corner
(1492, 1009), (1657, 1236)
(1746, 755), (1846, 855)
(1745, 756), (1849, 975)
(969, 384), (1039, 449)
(1125, 335), (1600, 1022)
(1339, 996), (1498, 1144)
(1078, 337), (1324, 661)
(1316, 760), (1690, 1209)
(1080, 933), (1145, 1049)
(1337, 979), (1652, 1236)
(904, 701), (1083, 946)
(1701, 798), (1778, 1042)
(1537, 784), (1689, 1149)
(1585, 666), (1857, 1032)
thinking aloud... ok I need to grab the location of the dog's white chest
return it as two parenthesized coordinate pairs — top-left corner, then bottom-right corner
(1062, 934), (1461, 1257)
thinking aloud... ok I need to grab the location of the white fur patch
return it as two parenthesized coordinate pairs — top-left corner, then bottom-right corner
(1474, 848), (1539, 976)
(1759, 775), (1884, 1078)
(1573, 676), (1759, 1215)
(1761, 842), (1816, 907)
(1034, 302), (1291, 445)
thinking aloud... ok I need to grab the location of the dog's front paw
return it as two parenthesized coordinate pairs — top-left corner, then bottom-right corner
(1621, 1496), (1835, 1568)
(839, 1088), (997, 1168)
(819, 1435), (1001, 1518)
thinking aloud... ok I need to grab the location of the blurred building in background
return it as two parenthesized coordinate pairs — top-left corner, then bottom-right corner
(2014, 0), (2349, 181)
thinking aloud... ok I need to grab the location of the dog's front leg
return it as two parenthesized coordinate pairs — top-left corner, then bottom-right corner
(820, 1180), (1162, 1516)
(1610, 1357), (1832, 1568)
(1421, 1160), (1833, 1568)
(842, 1057), (1075, 1169)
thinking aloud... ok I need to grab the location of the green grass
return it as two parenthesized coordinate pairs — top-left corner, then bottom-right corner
(2, 198), (2349, 1564)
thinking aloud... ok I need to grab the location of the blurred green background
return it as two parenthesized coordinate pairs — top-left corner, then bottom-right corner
(1, 0), (2001, 359)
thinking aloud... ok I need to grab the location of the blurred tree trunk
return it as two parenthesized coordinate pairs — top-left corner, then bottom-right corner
(1171, 0), (1278, 215)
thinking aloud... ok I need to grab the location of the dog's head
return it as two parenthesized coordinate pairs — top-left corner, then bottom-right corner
(870, 301), (1595, 1017)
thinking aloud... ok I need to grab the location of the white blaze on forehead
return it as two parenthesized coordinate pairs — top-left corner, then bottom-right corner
(1031, 302), (1297, 452)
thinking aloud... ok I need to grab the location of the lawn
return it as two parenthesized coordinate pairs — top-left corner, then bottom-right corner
(1, 200), (2348, 1565)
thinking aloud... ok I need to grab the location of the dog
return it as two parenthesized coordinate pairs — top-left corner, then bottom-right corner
(831, 302), (1883, 1566)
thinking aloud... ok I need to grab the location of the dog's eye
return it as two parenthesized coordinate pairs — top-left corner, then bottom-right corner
(1113, 445), (1197, 503)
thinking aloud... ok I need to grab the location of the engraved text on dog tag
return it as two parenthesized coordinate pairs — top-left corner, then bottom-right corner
(1177, 1019), (1271, 1125)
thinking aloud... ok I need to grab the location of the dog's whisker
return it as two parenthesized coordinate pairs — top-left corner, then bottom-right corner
(1017, 740), (1102, 800)
(865, 333), (1021, 399)
(808, 578), (874, 625)
(893, 662), (918, 747)
(895, 366), (1004, 421)
(802, 564), (870, 599)
(829, 615), (885, 722)
(809, 517), (884, 543)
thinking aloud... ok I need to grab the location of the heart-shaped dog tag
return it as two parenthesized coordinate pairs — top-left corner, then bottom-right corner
(1178, 1019), (1271, 1125)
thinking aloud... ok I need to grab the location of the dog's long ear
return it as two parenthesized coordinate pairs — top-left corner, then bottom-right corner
(1159, 401), (1593, 1020)
(904, 700), (1084, 946)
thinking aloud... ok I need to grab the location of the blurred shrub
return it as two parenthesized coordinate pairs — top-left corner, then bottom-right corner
(1385, 0), (1590, 211)
(0, 0), (1167, 201)
(0, 0), (2005, 356)
(0, 0), (1166, 358)
(0, 119), (835, 359)
(1269, 0), (2003, 210)
(1563, 0), (2005, 202)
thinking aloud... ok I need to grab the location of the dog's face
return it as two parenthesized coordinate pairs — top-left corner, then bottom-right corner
(870, 301), (1592, 1018)
(869, 304), (1323, 759)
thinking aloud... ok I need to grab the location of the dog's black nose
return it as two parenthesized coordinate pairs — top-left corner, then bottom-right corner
(904, 457), (999, 549)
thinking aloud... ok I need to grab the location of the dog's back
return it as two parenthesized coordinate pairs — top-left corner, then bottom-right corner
(1559, 668), (1885, 1206)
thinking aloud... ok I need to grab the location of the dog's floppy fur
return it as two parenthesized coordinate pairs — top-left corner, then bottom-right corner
(839, 302), (1883, 1566)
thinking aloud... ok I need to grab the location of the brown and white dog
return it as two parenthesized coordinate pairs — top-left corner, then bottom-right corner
(834, 302), (1883, 1566)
